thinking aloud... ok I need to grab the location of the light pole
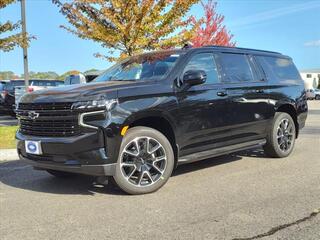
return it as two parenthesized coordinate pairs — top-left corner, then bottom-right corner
(20, 0), (29, 90)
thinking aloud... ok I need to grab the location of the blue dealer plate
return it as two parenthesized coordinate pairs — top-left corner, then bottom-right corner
(25, 140), (42, 155)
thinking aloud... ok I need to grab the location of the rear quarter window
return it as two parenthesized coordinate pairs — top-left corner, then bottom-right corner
(255, 56), (301, 81)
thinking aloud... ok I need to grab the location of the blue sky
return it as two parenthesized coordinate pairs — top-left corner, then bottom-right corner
(1, 0), (320, 75)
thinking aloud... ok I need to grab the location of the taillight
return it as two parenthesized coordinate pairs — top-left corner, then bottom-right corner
(27, 87), (34, 93)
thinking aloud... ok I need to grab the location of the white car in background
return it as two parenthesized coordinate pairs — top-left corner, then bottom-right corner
(15, 79), (64, 107)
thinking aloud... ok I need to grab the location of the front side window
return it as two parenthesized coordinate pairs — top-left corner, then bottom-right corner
(256, 56), (301, 81)
(94, 51), (181, 82)
(306, 74), (312, 78)
(219, 53), (254, 82)
(183, 53), (219, 84)
(4, 81), (24, 91)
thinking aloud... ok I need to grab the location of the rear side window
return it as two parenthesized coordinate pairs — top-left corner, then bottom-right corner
(54, 81), (64, 86)
(183, 53), (219, 84)
(256, 56), (301, 81)
(219, 53), (255, 83)
(31, 81), (57, 86)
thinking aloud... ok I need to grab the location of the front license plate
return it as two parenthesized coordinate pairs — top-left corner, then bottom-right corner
(25, 140), (42, 155)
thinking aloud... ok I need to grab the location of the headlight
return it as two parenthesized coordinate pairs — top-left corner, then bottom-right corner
(71, 98), (118, 111)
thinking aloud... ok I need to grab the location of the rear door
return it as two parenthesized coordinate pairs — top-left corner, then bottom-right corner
(217, 52), (273, 143)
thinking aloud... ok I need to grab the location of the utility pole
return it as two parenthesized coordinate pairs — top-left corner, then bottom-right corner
(20, 0), (29, 90)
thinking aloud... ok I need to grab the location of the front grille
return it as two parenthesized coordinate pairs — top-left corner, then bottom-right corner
(18, 102), (73, 111)
(16, 102), (80, 137)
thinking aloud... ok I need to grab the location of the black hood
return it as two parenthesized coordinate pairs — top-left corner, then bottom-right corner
(19, 80), (146, 103)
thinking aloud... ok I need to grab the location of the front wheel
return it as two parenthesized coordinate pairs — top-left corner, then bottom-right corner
(264, 112), (296, 158)
(113, 126), (174, 195)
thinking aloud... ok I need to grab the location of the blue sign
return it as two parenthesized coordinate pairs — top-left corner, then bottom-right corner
(27, 142), (37, 153)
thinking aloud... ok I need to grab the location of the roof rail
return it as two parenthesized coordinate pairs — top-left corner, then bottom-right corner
(203, 45), (281, 55)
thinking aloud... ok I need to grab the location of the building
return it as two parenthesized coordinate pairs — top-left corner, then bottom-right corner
(300, 69), (320, 89)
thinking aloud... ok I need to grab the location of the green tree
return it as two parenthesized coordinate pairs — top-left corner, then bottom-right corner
(0, 71), (16, 80)
(21, 71), (60, 79)
(84, 69), (99, 75)
(58, 70), (80, 80)
(0, 0), (34, 52)
(53, 0), (199, 61)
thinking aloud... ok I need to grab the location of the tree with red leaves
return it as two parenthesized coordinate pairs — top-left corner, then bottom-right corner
(190, 0), (235, 47)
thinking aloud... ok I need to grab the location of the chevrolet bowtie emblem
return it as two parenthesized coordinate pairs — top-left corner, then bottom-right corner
(28, 111), (39, 120)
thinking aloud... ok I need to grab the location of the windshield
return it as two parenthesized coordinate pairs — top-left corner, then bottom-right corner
(94, 51), (181, 82)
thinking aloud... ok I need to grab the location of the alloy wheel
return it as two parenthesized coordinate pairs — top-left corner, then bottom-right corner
(276, 118), (294, 152)
(120, 137), (167, 187)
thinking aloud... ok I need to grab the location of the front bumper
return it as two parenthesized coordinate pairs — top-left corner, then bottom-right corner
(16, 131), (117, 176)
(20, 156), (116, 176)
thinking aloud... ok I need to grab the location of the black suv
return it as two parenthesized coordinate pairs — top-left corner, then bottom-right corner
(16, 46), (308, 194)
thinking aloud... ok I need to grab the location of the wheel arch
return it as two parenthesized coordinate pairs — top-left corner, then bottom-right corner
(125, 113), (178, 166)
(275, 103), (299, 138)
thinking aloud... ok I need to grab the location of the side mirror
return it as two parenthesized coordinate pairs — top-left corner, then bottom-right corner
(183, 70), (207, 86)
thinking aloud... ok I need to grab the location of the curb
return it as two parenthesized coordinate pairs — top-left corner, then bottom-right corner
(0, 149), (19, 162)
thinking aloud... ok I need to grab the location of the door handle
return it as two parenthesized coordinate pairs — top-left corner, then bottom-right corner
(233, 97), (247, 103)
(217, 91), (228, 97)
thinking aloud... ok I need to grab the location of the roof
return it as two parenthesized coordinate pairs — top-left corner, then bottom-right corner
(300, 68), (320, 73)
(84, 70), (104, 76)
(203, 45), (282, 55)
(202, 45), (287, 57)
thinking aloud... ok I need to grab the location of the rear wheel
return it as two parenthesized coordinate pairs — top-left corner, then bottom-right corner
(113, 126), (174, 195)
(264, 112), (296, 158)
(316, 95), (320, 100)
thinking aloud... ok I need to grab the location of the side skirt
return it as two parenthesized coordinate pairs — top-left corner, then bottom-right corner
(177, 139), (266, 165)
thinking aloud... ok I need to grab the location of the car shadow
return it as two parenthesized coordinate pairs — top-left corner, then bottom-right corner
(0, 160), (125, 196)
(173, 147), (266, 176)
(0, 148), (265, 196)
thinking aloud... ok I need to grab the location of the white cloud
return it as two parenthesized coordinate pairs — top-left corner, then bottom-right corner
(228, 1), (320, 29)
(304, 40), (320, 47)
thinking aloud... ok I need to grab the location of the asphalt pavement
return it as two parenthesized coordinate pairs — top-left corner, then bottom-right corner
(0, 101), (319, 240)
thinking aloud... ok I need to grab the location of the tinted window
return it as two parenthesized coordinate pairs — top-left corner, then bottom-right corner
(183, 53), (219, 84)
(54, 81), (64, 86)
(31, 80), (57, 86)
(3, 81), (24, 91)
(219, 53), (254, 82)
(306, 74), (312, 78)
(256, 56), (301, 80)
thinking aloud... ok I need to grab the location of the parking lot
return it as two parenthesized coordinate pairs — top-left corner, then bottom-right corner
(0, 101), (319, 240)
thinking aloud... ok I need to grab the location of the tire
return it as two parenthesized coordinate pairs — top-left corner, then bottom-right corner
(46, 169), (77, 178)
(264, 112), (296, 158)
(316, 95), (320, 100)
(113, 126), (174, 195)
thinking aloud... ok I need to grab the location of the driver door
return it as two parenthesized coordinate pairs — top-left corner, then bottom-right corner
(175, 51), (231, 156)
